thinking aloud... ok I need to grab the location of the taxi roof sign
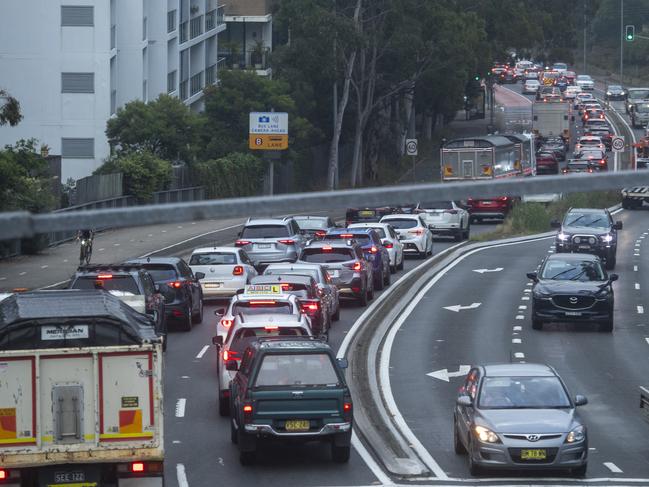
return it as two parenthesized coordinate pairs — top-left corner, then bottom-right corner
(244, 284), (283, 296)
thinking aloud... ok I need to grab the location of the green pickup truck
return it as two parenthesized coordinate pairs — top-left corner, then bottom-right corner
(229, 338), (353, 465)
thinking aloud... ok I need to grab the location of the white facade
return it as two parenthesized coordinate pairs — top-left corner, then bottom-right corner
(0, 0), (226, 182)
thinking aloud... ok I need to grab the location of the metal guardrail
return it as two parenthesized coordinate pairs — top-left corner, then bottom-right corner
(152, 186), (205, 204)
(0, 170), (647, 241)
(641, 386), (649, 423)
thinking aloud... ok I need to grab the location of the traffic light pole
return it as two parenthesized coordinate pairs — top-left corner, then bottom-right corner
(620, 0), (623, 83)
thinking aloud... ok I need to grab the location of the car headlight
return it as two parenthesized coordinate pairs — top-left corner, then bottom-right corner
(606, 92), (611, 96)
(601, 234), (614, 243)
(557, 232), (570, 241)
(474, 425), (500, 444)
(566, 425), (586, 443)
(595, 287), (611, 299)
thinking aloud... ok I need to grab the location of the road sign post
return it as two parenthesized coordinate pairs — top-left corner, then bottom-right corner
(612, 136), (625, 153)
(406, 139), (418, 182)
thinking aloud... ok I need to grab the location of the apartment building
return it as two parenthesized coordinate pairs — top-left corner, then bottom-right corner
(221, 0), (272, 76)
(0, 0), (226, 182)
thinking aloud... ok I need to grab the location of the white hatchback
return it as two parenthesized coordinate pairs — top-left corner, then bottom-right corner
(188, 247), (257, 298)
(348, 222), (405, 272)
(523, 79), (540, 94)
(417, 201), (470, 241)
(379, 214), (433, 258)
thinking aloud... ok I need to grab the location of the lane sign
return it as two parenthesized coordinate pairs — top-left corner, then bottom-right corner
(249, 112), (289, 150)
(443, 302), (481, 313)
(427, 365), (471, 382)
(406, 139), (418, 156)
(612, 136), (625, 152)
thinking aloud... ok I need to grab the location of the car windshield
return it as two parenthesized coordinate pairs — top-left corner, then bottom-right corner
(478, 376), (571, 409)
(635, 103), (649, 113)
(326, 233), (371, 244)
(232, 301), (293, 315)
(72, 276), (140, 294)
(241, 225), (289, 239)
(608, 85), (622, 91)
(295, 218), (328, 230)
(228, 328), (308, 355)
(541, 259), (606, 281)
(300, 248), (354, 263)
(382, 218), (417, 229)
(189, 252), (237, 265)
(628, 89), (649, 100)
(577, 75), (591, 81)
(254, 353), (340, 387)
(565, 211), (609, 228)
(140, 264), (178, 282)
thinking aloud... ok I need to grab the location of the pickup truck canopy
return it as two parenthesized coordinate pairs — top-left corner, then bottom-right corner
(0, 289), (160, 350)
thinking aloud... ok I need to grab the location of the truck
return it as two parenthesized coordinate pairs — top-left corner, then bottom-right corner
(621, 136), (649, 209)
(630, 101), (649, 128)
(532, 100), (572, 144)
(0, 289), (164, 487)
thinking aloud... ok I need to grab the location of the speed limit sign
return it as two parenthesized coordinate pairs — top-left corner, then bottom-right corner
(406, 139), (418, 156)
(612, 136), (625, 153)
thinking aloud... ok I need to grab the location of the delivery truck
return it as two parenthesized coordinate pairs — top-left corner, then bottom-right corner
(0, 289), (164, 487)
(532, 100), (572, 144)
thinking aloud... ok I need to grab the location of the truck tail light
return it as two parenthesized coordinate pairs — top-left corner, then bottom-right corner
(97, 274), (113, 279)
(243, 403), (253, 423)
(232, 265), (244, 276)
(132, 463), (145, 473)
(343, 399), (353, 420)
(0, 470), (6, 480)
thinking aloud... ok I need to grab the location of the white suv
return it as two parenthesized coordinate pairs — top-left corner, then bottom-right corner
(417, 201), (470, 241)
(380, 214), (433, 258)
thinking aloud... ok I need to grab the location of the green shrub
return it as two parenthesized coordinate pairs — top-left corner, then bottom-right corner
(190, 153), (265, 199)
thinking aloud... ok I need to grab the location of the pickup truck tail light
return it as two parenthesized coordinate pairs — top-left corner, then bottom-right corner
(232, 265), (244, 276)
(223, 349), (240, 361)
(243, 403), (253, 423)
(343, 398), (353, 421)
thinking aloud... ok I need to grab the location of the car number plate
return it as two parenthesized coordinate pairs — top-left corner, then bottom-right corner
(520, 449), (547, 460)
(578, 245), (591, 250)
(285, 419), (310, 431)
(565, 311), (582, 316)
(256, 243), (271, 249)
(49, 484), (96, 487)
(481, 201), (493, 205)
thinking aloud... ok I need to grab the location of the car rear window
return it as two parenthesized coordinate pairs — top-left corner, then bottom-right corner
(326, 233), (370, 244)
(241, 225), (289, 239)
(300, 248), (354, 263)
(628, 89), (649, 100)
(254, 353), (340, 387)
(72, 276), (140, 294)
(189, 252), (237, 265)
(232, 301), (293, 315)
(382, 218), (417, 229)
(295, 218), (328, 230)
(420, 201), (453, 210)
(140, 264), (178, 281)
(230, 328), (307, 354)
(264, 268), (320, 281)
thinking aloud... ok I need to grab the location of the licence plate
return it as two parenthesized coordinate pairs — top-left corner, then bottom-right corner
(256, 243), (271, 249)
(54, 473), (86, 483)
(48, 484), (96, 487)
(481, 201), (493, 205)
(566, 311), (582, 316)
(520, 449), (547, 460)
(578, 245), (591, 250)
(285, 419), (310, 431)
(204, 283), (222, 288)
(359, 210), (375, 217)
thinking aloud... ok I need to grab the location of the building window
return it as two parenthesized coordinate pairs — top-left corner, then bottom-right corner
(61, 138), (95, 158)
(61, 6), (94, 26)
(167, 70), (177, 93)
(61, 73), (95, 93)
(190, 16), (203, 39)
(167, 10), (177, 33)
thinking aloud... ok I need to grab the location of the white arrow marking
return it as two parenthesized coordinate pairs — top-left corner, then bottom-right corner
(427, 365), (471, 382)
(443, 302), (481, 312)
(472, 268), (504, 274)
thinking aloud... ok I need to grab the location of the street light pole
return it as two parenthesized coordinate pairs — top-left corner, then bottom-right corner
(583, 0), (587, 72)
(620, 0), (624, 83)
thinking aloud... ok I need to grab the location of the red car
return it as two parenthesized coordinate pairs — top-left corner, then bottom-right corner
(536, 151), (560, 175)
(466, 197), (513, 222)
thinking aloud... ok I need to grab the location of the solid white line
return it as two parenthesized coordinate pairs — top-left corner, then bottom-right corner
(499, 85), (533, 105)
(176, 463), (189, 487)
(604, 462), (624, 473)
(139, 222), (244, 258)
(175, 398), (186, 418)
(518, 305), (527, 310)
(645, 338), (649, 346)
(515, 315), (525, 320)
(196, 345), (209, 359)
(40, 265), (48, 269)
(638, 306), (645, 314)
(18, 271), (26, 276)
(635, 283), (641, 290)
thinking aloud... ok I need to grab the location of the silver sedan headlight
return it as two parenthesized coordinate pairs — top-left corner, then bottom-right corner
(474, 425), (501, 444)
(566, 425), (586, 443)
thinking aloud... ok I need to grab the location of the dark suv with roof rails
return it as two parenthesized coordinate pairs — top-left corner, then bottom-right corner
(552, 208), (622, 269)
(126, 257), (205, 331)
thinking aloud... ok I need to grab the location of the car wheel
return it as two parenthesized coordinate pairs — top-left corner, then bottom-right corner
(358, 289), (368, 307)
(384, 265), (391, 286)
(331, 444), (351, 463)
(427, 239), (433, 256)
(183, 305), (193, 332)
(219, 389), (230, 417)
(463, 222), (471, 240)
(192, 296), (203, 324)
(454, 229), (463, 242)
(230, 419), (238, 444)
(599, 318), (614, 333)
(397, 254), (405, 271)
(332, 305), (340, 322)
(532, 317), (543, 330)
(368, 280), (375, 300)
(418, 246), (427, 259)
(571, 463), (587, 476)
(239, 449), (256, 466)
(453, 420), (466, 455)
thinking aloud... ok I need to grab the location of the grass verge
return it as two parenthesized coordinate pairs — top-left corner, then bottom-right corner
(471, 191), (621, 242)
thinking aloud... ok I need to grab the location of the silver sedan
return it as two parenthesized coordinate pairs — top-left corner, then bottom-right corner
(454, 363), (588, 476)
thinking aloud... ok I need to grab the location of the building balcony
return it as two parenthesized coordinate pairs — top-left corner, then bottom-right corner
(180, 79), (188, 100)
(206, 6), (225, 31)
(218, 47), (271, 75)
(180, 21), (188, 42)
(190, 15), (204, 39)
(190, 71), (204, 96)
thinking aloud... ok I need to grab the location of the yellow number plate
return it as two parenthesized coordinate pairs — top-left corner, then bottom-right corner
(521, 449), (547, 460)
(285, 420), (310, 431)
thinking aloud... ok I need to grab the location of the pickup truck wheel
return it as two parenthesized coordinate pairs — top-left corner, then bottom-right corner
(605, 255), (616, 270)
(331, 444), (351, 463)
(532, 317), (543, 330)
(454, 419), (467, 454)
(358, 289), (368, 307)
(397, 254), (404, 271)
(384, 265), (391, 286)
(599, 318), (614, 333)
(218, 391), (230, 416)
(454, 229), (463, 242)
(332, 305), (340, 321)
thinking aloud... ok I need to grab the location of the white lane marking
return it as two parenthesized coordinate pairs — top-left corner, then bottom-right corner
(177, 226), (183, 229)
(512, 338), (522, 344)
(443, 302), (481, 312)
(513, 326), (522, 331)
(161, 230), (167, 233)
(604, 462), (623, 473)
(172, 440), (181, 444)
(645, 338), (649, 346)
(351, 433), (393, 486)
(175, 398), (186, 418)
(547, 250), (554, 253)
(635, 265), (639, 271)
(499, 84), (533, 105)
(515, 315), (525, 320)
(63, 259), (68, 263)
(0, 277), (5, 281)
(472, 267), (503, 274)
(635, 253), (641, 256)
(521, 296), (530, 301)
(113, 243), (120, 247)
(514, 352), (525, 359)
(526, 282), (533, 286)
(139, 222), (245, 258)
(181, 376), (190, 379)
(426, 365), (471, 382)
(41, 265), (48, 269)
(636, 283), (641, 290)
(196, 345), (209, 359)
(19, 271), (26, 276)
(636, 243), (641, 247)
(98, 248), (105, 251)
(176, 463), (189, 487)
(524, 288), (532, 293)
(638, 306), (645, 314)
(518, 305), (527, 310)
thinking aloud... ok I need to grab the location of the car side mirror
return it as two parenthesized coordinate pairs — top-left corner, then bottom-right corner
(337, 357), (349, 369)
(456, 396), (472, 407)
(214, 308), (225, 316)
(195, 272), (205, 280)
(609, 273), (619, 282)
(614, 221), (623, 230)
(526, 272), (538, 282)
(574, 395), (588, 406)
(212, 335), (223, 346)
(226, 361), (239, 371)
(550, 220), (561, 228)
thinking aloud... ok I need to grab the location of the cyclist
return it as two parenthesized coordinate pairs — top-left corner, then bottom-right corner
(76, 229), (94, 265)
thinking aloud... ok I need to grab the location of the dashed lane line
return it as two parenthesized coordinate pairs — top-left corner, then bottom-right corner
(604, 462), (624, 474)
(635, 283), (641, 290)
(635, 265), (639, 272)
(638, 306), (645, 315)
(512, 338), (522, 344)
(175, 398), (187, 418)
(515, 315), (525, 320)
(514, 352), (525, 359)
(196, 345), (209, 359)
(176, 464), (189, 487)
(513, 326), (522, 331)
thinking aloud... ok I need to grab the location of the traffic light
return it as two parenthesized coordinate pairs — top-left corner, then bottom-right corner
(626, 25), (635, 41)
(474, 74), (480, 81)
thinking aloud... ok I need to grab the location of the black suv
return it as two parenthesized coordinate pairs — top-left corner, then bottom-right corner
(528, 253), (617, 332)
(69, 264), (167, 344)
(229, 338), (352, 465)
(126, 257), (205, 331)
(552, 208), (622, 269)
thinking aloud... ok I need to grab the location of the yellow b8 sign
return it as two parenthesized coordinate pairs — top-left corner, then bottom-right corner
(249, 134), (288, 150)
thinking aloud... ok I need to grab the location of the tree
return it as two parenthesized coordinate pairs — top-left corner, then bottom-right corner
(106, 94), (199, 162)
(95, 151), (172, 203)
(0, 89), (23, 126)
(190, 153), (265, 198)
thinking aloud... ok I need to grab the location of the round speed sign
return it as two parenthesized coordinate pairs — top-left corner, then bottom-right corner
(611, 136), (625, 152)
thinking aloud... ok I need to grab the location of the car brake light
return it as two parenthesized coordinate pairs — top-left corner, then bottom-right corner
(250, 300), (277, 305)
(383, 242), (393, 249)
(343, 402), (352, 412)
(600, 159), (606, 164)
(235, 240), (251, 247)
(131, 462), (145, 473)
(369, 246), (378, 254)
(220, 318), (233, 328)
(0, 470), (6, 480)
(497, 197), (509, 202)
(243, 403), (253, 422)
(301, 302), (319, 312)
(409, 229), (423, 235)
(264, 325), (279, 331)
(232, 265), (244, 276)
(223, 349), (240, 361)
(340, 234), (353, 238)
(170, 281), (182, 288)
(278, 239), (295, 245)
(323, 245), (333, 251)
(350, 262), (362, 272)
(280, 283), (292, 291)
(97, 274), (113, 279)
(315, 230), (326, 237)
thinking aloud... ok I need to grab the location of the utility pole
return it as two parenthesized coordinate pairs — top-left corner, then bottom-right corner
(583, 0), (587, 72)
(620, 0), (624, 83)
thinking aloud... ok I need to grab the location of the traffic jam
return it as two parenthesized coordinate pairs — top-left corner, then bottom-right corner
(2, 67), (649, 487)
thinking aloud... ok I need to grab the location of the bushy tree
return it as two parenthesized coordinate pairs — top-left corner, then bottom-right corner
(96, 151), (172, 202)
(190, 152), (265, 198)
(0, 89), (22, 127)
